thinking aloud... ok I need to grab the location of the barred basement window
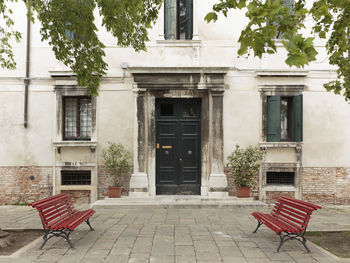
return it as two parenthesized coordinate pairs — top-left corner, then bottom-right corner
(61, 171), (91, 185)
(267, 172), (294, 185)
(63, 96), (91, 140)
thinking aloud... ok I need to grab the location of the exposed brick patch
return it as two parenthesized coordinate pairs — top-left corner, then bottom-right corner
(266, 191), (295, 204)
(61, 190), (90, 204)
(0, 166), (53, 205)
(224, 167), (259, 200)
(98, 166), (131, 199)
(302, 167), (350, 205)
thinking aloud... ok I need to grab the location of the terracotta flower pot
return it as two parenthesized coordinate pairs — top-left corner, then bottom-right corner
(237, 186), (250, 198)
(108, 186), (122, 198)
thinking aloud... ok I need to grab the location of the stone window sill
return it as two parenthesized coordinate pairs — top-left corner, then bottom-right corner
(260, 142), (302, 150)
(53, 141), (97, 153)
(265, 185), (296, 192)
(156, 39), (201, 47)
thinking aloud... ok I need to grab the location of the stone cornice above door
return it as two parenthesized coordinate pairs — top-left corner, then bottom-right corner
(129, 67), (229, 90)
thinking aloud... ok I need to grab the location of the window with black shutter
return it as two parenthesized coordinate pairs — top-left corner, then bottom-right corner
(164, 0), (193, 40)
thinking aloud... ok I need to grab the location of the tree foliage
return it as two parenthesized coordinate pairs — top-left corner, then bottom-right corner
(0, 0), (349, 99)
(205, 0), (350, 100)
(0, 0), (162, 95)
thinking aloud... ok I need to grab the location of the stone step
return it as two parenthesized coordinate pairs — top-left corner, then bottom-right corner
(91, 195), (267, 208)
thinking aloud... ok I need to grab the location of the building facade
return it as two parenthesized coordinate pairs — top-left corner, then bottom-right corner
(1, 0), (349, 205)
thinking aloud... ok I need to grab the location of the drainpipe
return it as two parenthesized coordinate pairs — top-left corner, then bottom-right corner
(24, 7), (31, 128)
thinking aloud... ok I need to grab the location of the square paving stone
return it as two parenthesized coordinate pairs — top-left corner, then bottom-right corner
(175, 256), (196, 263)
(150, 256), (175, 263)
(194, 241), (219, 252)
(110, 246), (132, 255)
(175, 245), (195, 256)
(222, 257), (247, 263)
(104, 254), (129, 263)
(239, 247), (267, 258)
(195, 252), (222, 261)
(219, 246), (244, 257)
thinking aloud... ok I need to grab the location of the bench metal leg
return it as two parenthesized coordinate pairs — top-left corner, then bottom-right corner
(65, 231), (74, 249)
(85, 218), (94, 231)
(275, 232), (311, 253)
(301, 237), (311, 253)
(39, 229), (74, 249)
(252, 221), (262, 233)
(39, 233), (49, 249)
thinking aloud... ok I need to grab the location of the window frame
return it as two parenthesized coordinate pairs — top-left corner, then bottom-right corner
(63, 96), (92, 141)
(260, 85), (304, 143)
(164, 0), (193, 40)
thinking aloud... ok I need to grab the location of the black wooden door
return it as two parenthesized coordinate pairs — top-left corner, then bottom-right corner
(156, 99), (201, 195)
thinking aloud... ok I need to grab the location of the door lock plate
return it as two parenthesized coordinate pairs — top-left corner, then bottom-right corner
(162, 145), (172, 149)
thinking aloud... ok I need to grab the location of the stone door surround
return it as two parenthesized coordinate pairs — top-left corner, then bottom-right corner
(128, 67), (229, 197)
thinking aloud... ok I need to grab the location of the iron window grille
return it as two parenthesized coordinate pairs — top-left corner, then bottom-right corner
(61, 170), (91, 185)
(63, 96), (91, 141)
(266, 172), (295, 185)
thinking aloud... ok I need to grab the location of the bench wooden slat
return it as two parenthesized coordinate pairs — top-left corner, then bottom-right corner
(272, 205), (310, 226)
(271, 211), (307, 230)
(39, 200), (75, 220)
(32, 194), (69, 210)
(252, 212), (300, 233)
(280, 196), (322, 210)
(277, 199), (315, 213)
(44, 209), (78, 228)
(273, 202), (311, 221)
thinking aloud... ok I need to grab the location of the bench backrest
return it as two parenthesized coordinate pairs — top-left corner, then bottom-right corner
(28, 193), (77, 230)
(271, 196), (322, 232)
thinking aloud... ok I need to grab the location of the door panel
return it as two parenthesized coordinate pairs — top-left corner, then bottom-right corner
(156, 99), (201, 195)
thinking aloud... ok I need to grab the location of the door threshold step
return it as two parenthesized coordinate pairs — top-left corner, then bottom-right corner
(91, 195), (267, 208)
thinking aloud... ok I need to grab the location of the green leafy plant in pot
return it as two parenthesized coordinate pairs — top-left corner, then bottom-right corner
(227, 145), (265, 198)
(102, 142), (132, 198)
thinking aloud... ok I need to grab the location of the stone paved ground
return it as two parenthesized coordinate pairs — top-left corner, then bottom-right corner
(0, 205), (350, 263)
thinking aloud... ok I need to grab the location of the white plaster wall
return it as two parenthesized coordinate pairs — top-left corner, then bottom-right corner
(0, 0), (349, 170)
(96, 87), (134, 159)
(0, 84), (54, 166)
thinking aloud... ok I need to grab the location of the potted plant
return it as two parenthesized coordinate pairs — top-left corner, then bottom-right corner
(102, 142), (132, 198)
(227, 145), (265, 198)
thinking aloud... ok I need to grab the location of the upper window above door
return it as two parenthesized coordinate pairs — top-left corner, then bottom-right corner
(164, 0), (193, 40)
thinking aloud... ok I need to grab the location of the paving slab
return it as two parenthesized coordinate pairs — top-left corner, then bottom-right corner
(0, 205), (350, 262)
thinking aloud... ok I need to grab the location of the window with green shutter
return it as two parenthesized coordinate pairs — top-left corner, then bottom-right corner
(266, 95), (302, 142)
(164, 0), (193, 40)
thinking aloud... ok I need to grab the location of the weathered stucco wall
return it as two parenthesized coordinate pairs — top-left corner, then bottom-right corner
(0, 0), (349, 204)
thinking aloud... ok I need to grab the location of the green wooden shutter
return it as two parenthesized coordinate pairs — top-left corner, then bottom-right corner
(293, 94), (303, 142)
(267, 96), (281, 142)
(164, 0), (177, 40)
(185, 0), (193, 40)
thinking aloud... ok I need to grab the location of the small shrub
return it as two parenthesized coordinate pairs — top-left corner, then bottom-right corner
(102, 142), (132, 187)
(227, 145), (265, 187)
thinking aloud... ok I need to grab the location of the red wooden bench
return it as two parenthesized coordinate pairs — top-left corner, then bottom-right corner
(29, 193), (95, 249)
(252, 196), (321, 253)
